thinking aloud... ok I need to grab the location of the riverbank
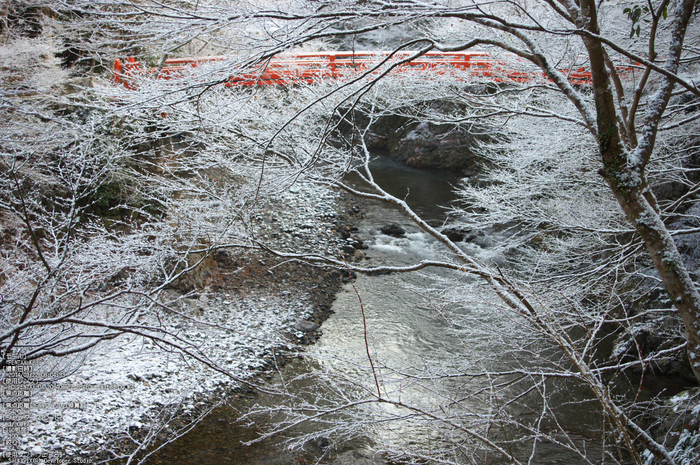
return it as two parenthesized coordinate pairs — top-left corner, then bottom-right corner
(0, 182), (370, 465)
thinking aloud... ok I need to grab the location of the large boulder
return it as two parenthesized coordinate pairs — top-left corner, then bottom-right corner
(342, 100), (490, 171)
(391, 121), (477, 170)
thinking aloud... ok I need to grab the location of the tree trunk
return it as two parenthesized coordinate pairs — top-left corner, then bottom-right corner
(580, 0), (700, 383)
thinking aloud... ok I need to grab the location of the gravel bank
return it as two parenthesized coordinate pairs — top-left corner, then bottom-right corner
(0, 182), (366, 464)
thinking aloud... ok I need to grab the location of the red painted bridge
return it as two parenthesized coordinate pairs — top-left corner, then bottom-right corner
(113, 51), (634, 88)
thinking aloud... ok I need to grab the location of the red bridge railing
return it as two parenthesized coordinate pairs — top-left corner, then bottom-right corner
(113, 51), (634, 89)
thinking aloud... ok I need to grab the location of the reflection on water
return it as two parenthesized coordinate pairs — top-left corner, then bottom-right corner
(344, 153), (463, 223)
(146, 402), (296, 465)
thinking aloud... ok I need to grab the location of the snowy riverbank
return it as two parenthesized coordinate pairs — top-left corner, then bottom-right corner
(0, 182), (363, 464)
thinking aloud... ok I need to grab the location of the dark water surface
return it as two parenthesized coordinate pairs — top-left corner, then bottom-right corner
(343, 154), (464, 223)
(145, 359), (343, 465)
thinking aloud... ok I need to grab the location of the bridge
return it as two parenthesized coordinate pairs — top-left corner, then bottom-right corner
(113, 51), (631, 89)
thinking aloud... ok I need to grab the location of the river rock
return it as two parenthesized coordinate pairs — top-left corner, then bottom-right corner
(352, 236), (368, 249)
(294, 319), (320, 332)
(441, 227), (470, 242)
(349, 102), (486, 170)
(341, 270), (358, 283)
(380, 223), (405, 237)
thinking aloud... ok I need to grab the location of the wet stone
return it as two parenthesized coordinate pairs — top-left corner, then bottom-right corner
(380, 223), (405, 237)
(293, 320), (320, 332)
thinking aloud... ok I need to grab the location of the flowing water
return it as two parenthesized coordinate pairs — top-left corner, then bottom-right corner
(311, 158), (603, 463)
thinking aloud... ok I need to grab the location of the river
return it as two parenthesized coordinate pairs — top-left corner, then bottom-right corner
(146, 155), (691, 464)
(309, 157), (604, 464)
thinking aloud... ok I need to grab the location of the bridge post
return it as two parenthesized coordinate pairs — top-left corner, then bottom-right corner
(329, 55), (337, 78)
(113, 58), (122, 84)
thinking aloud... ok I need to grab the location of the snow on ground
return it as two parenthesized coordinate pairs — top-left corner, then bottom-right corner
(0, 183), (347, 464)
(7, 292), (309, 462)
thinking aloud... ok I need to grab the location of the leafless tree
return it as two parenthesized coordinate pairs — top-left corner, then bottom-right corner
(4, 0), (700, 463)
(0, 22), (329, 463)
